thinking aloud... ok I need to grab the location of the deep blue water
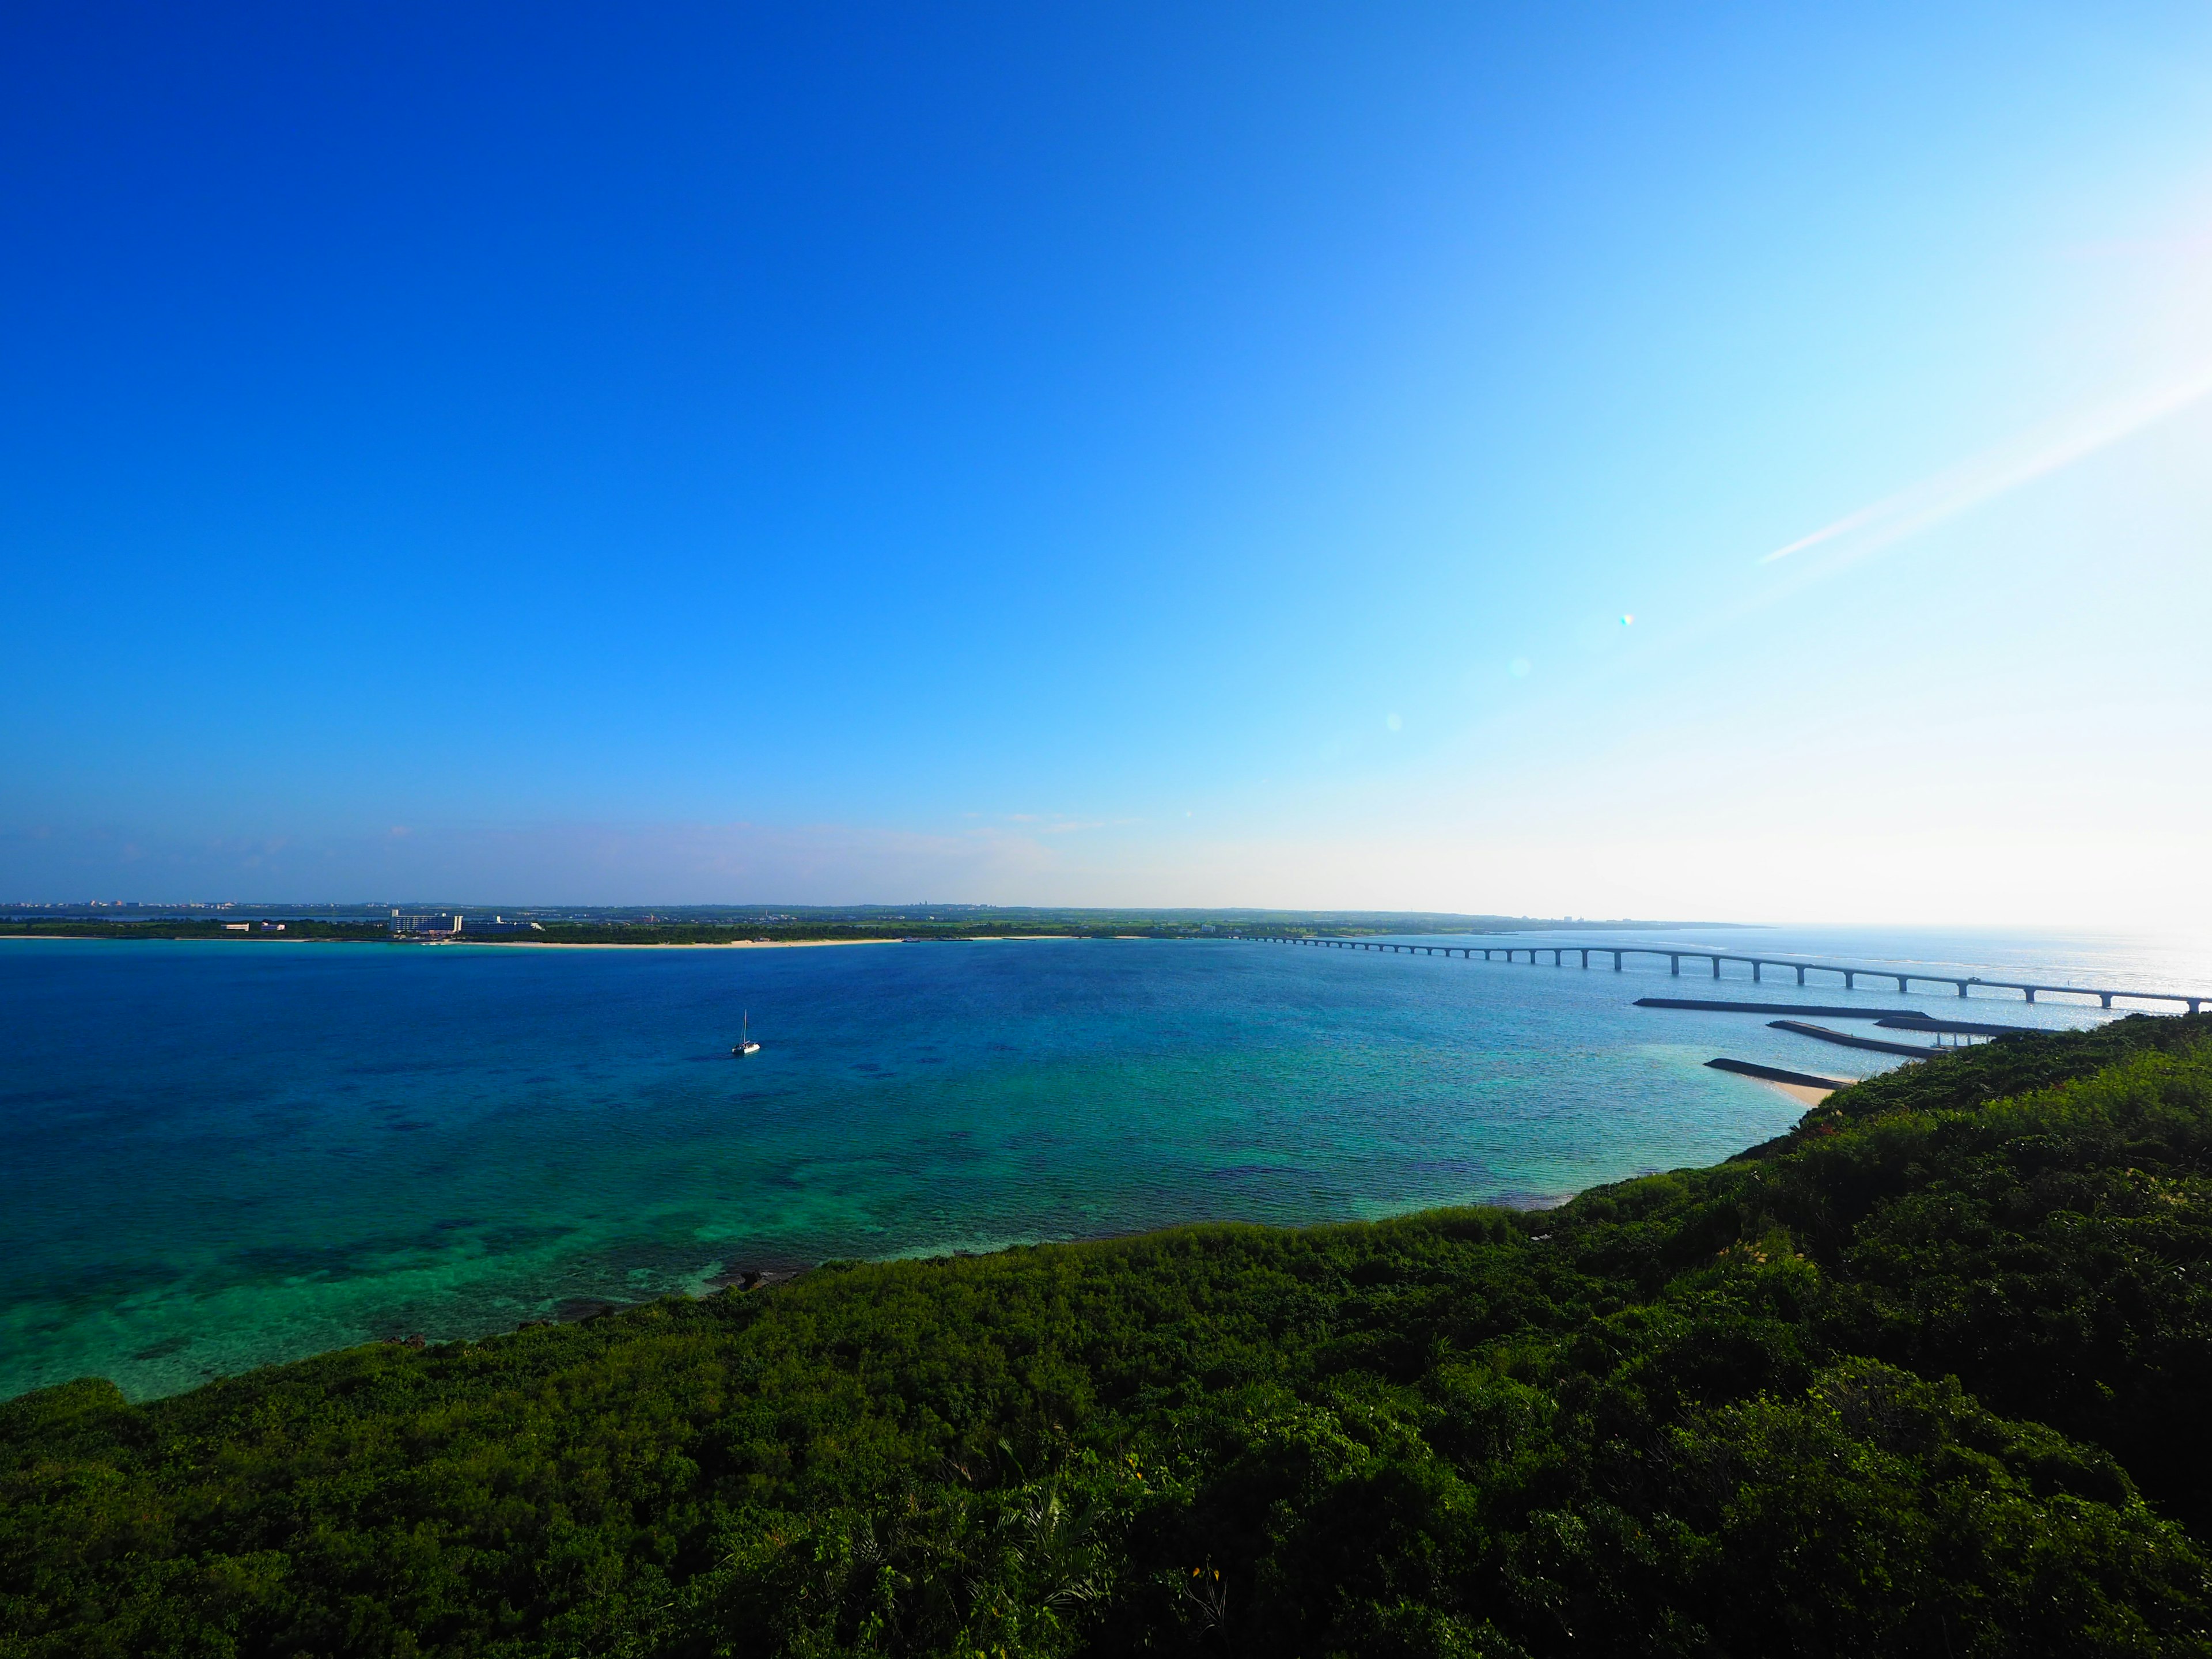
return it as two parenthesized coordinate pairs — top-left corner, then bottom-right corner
(3, 928), (2199, 1400)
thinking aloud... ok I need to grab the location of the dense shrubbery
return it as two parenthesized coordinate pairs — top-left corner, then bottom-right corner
(0, 919), (392, 941)
(6, 1016), (2212, 1656)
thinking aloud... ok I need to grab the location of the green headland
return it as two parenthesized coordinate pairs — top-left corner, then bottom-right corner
(0, 904), (1700, 946)
(6, 1015), (2212, 1656)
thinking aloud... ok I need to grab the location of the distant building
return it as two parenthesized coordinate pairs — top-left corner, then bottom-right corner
(389, 912), (465, 937)
(388, 912), (540, 937)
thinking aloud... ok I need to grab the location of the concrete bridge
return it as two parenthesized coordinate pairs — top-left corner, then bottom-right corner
(1248, 935), (2206, 1015)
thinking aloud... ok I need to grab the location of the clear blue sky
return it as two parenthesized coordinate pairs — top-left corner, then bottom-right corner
(5, 3), (2210, 925)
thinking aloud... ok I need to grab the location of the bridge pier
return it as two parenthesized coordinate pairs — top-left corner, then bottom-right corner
(1272, 931), (2202, 1013)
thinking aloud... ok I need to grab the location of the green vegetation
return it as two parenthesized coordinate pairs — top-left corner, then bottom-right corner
(7, 1017), (2212, 1656)
(521, 920), (1207, 945)
(0, 918), (393, 942)
(0, 908), (1671, 946)
(480, 908), (1682, 944)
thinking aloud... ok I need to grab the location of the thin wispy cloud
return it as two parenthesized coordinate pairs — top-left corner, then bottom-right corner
(1760, 363), (2212, 567)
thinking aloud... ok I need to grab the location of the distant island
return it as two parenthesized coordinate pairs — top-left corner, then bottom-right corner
(5, 1013), (2209, 1655)
(0, 903), (1731, 946)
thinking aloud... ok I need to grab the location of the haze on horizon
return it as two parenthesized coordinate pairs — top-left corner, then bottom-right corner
(3, 4), (2210, 930)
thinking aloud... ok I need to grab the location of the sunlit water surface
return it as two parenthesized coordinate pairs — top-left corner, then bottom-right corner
(3, 927), (2203, 1400)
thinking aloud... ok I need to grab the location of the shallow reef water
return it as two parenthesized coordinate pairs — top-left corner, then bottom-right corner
(3, 926), (2180, 1400)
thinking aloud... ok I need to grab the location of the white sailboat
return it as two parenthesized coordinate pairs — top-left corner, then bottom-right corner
(733, 1011), (762, 1056)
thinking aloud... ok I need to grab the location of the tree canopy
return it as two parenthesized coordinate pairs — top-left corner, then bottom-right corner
(6, 1014), (2212, 1656)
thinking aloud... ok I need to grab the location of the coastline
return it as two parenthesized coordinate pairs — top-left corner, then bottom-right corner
(0, 933), (1118, 950)
(15, 1016), (2200, 1409)
(463, 937), (906, 949)
(13, 1017), (2210, 1657)
(469, 933), (1089, 949)
(1763, 1078), (1836, 1107)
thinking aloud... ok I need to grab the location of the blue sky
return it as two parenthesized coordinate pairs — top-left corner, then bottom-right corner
(5, 3), (2210, 924)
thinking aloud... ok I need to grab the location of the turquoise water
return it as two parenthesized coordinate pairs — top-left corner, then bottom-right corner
(2, 930), (2193, 1402)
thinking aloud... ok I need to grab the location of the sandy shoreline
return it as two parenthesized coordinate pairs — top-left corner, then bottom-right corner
(457, 934), (1092, 949)
(0, 933), (1098, 950)
(462, 937), (904, 949)
(1764, 1079), (1836, 1107)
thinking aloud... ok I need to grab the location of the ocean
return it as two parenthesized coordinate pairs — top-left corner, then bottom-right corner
(3, 926), (2204, 1401)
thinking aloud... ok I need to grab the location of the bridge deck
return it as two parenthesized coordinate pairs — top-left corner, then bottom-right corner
(1248, 935), (2206, 1014)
